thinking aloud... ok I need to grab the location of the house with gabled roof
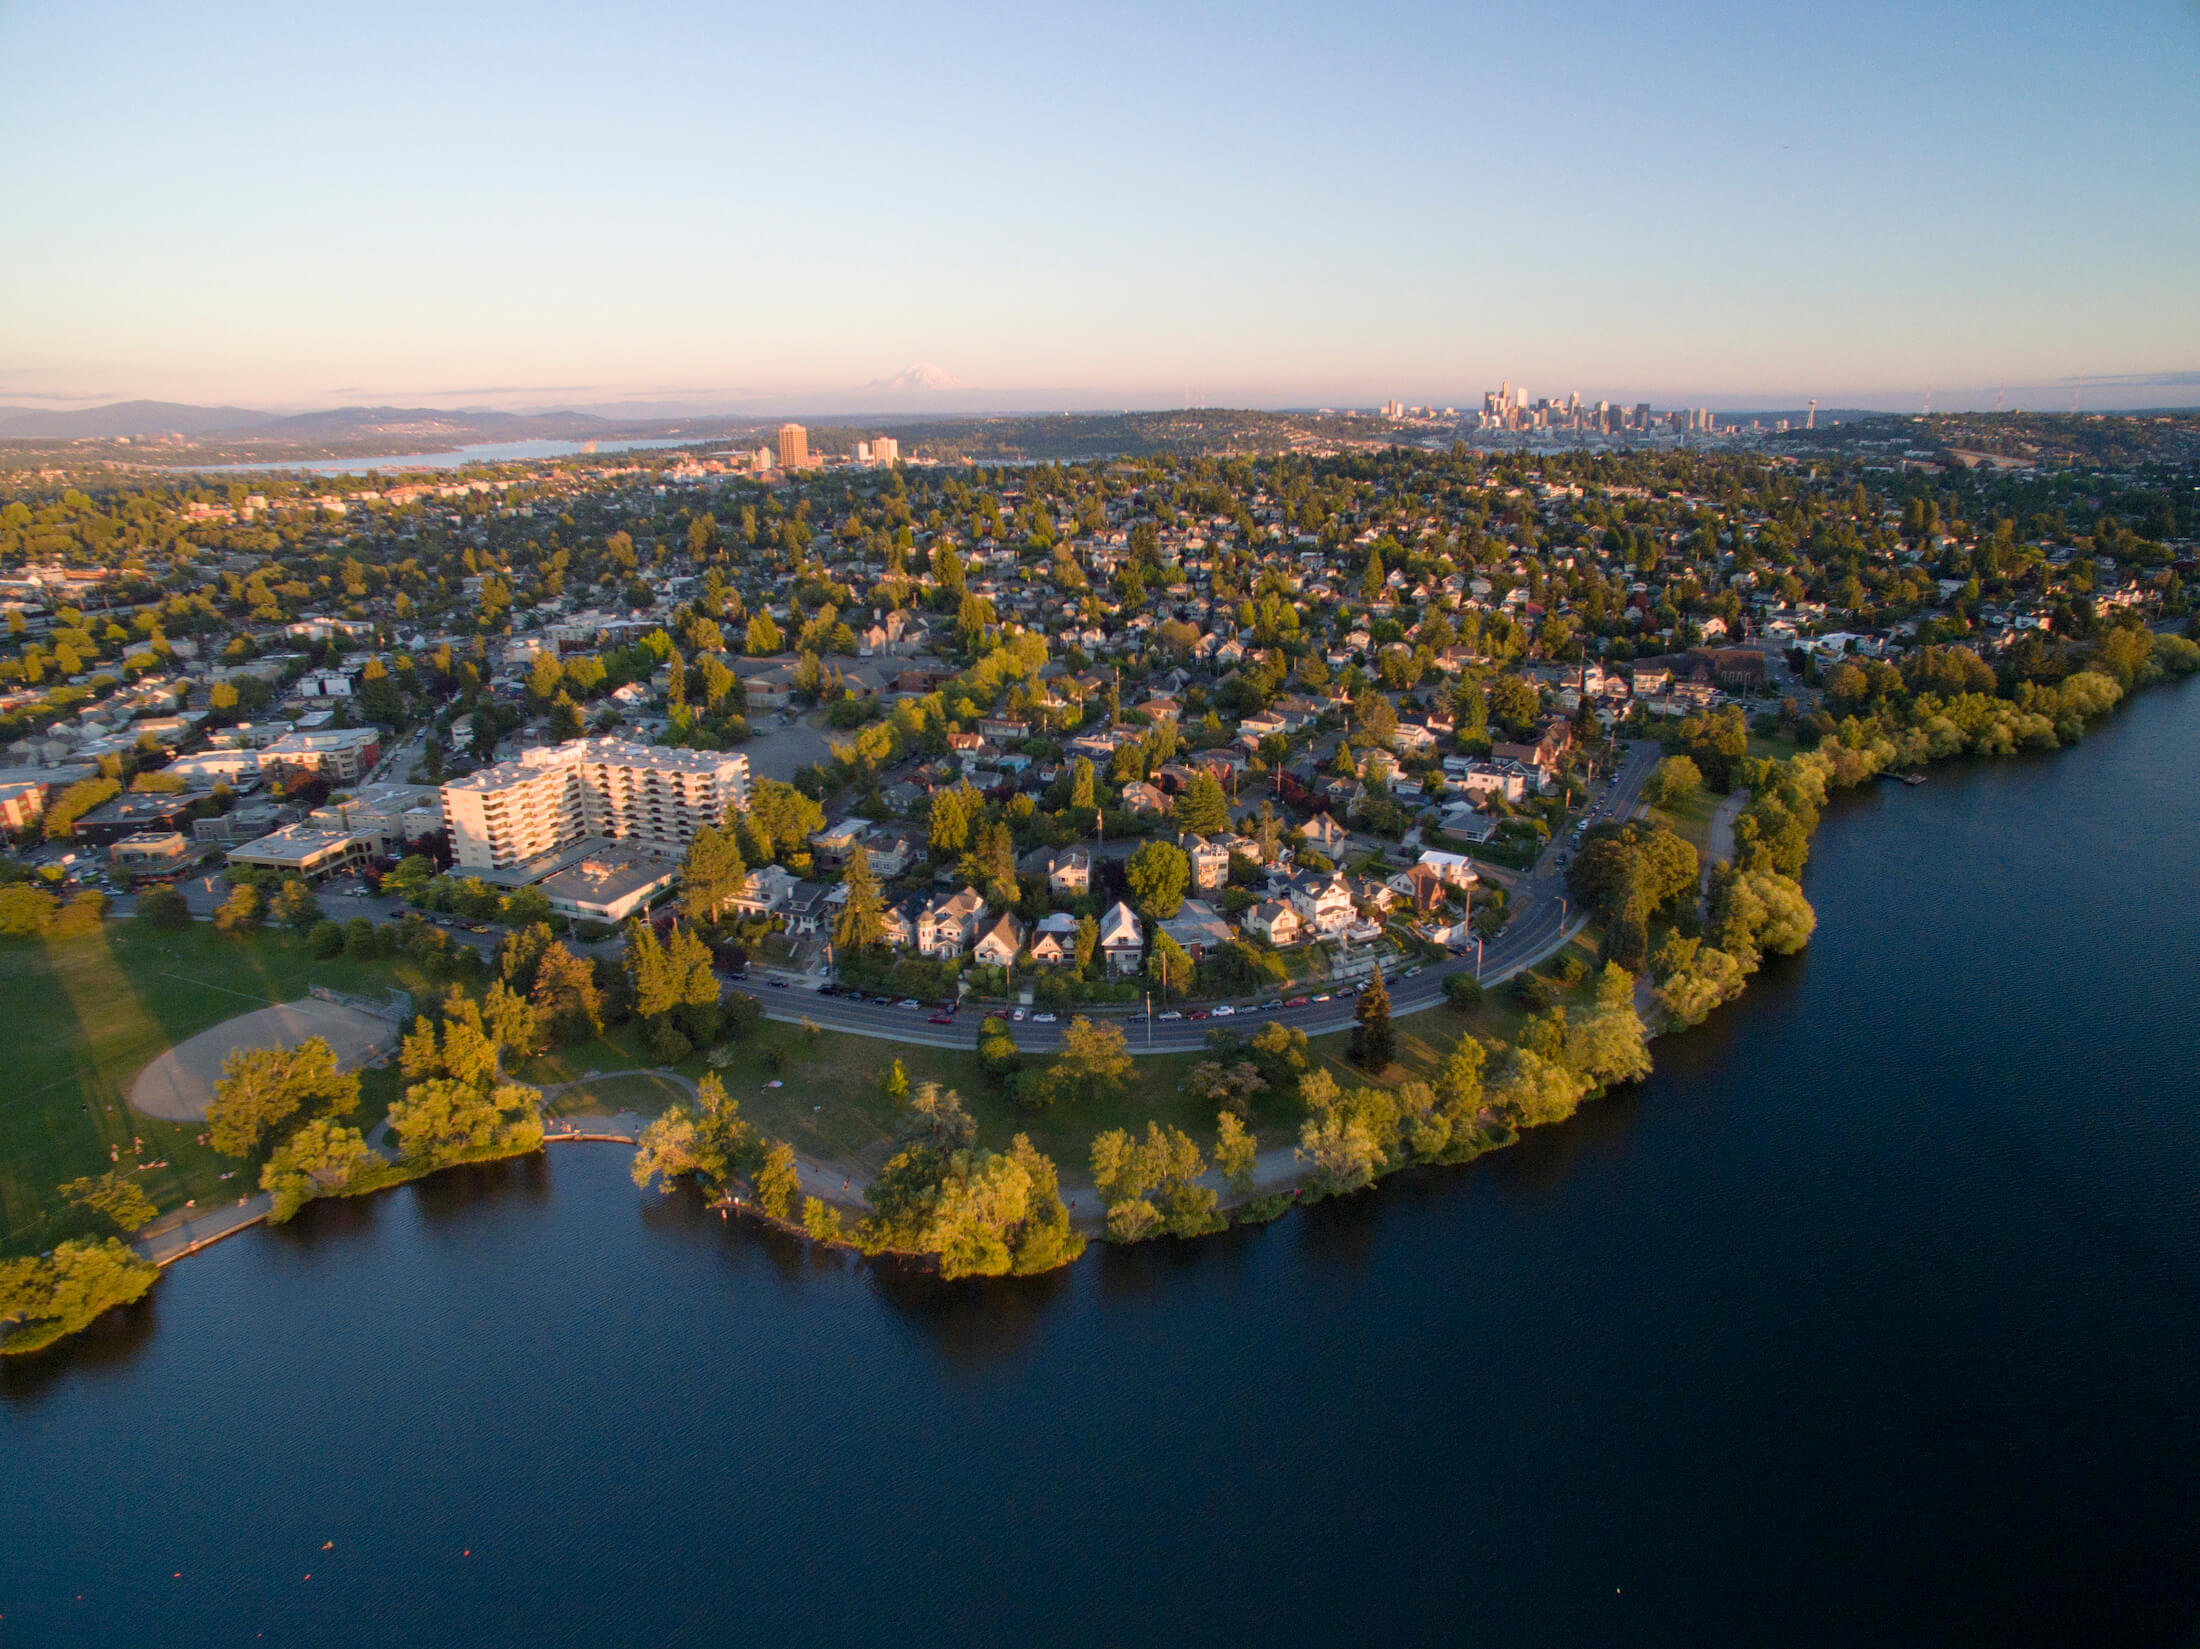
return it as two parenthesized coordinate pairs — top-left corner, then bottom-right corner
(1029, 911), (1081, 967)
(1098, 901), (1144, 975)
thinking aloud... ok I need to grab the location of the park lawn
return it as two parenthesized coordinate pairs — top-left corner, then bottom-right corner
(515, 946), (1619, 1195)
(1652, 782), (1720, 857)
(0, 922), (437, 1258)
(1746, 730), (1800, 762)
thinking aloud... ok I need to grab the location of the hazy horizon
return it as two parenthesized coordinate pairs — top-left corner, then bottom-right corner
(4, 0), (2195, 414)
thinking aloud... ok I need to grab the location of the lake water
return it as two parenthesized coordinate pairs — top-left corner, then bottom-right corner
(190, 436), (707, 475)
(6, 682), (2197, 1648)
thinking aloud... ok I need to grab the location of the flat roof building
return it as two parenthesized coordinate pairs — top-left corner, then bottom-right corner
(258, 726), (381, 786)
(109, 831), (191, 875)
(538, 850), (678, 925)
(226, 823), (371, 881)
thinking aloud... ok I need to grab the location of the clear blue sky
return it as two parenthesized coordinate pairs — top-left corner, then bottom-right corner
(3, 0), (2195, 413)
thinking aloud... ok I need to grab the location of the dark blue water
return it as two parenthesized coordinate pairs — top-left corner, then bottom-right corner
(7, 683), (2198, 1649)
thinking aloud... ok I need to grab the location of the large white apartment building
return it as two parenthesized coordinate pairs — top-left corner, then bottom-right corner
(440, 738), (750, 872)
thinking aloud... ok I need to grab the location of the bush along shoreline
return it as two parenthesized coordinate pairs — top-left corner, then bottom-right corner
(14, 646), (2193, 1334)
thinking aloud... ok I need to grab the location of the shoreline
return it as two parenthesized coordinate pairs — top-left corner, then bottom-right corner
(16, 668), (2188, 1331)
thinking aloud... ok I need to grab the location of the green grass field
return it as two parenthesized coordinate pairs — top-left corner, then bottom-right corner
(1651, 783), (1721, 857)
(0, 923), (438, 1258)
(0, 914), (1607, 1257)
(524, 965), (1584, 1189)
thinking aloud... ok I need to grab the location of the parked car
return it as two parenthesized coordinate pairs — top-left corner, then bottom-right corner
(897, 998), (920, 1010)
(1211, 1004), (1236, 1017)
(1032, 1011), (1058, 1024)
(928, 1012), (955, 1025)
(1157, 1009), (1184, 1021)
(1285, 995), (1310, 1007)
(1011, 1008), (1027, 1021)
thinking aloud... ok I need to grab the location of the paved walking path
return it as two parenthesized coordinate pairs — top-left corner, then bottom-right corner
(1702, 788), (1748, 913)
(134, 1193), (273, 1266)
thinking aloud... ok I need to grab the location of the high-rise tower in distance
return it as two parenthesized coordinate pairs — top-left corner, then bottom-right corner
(777, 422), (810, 470)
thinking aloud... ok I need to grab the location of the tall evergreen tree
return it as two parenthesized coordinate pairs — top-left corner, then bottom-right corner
(834, 845), (886, 953)
(680, 822), (748, 923)
(1173, 769), (1230, 835)
(1350, 966), (1395, 1072)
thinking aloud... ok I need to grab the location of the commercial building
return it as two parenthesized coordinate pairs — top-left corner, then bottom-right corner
(440, 738), (749, 873)
(226, 823), (372, 881)
(109, 831), (191, 875)
(70, 791), (196, 850)
(776, 422), (811, 471)
(308, 784), (444, 856)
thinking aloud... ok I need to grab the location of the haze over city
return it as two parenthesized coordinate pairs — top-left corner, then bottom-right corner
(3, 0), (2197, 416)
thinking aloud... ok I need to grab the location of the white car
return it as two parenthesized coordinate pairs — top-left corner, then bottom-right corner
(1211, 1004), (1236, 1017)
(1032, 1011), (1058, 1024)
(1158, 1009), (1184, 1021)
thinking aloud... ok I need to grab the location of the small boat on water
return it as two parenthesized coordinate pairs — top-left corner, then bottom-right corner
(1902, 772), (1927, 786)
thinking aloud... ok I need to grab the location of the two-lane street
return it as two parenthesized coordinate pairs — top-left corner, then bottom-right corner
(754, 739), (1662, 1053)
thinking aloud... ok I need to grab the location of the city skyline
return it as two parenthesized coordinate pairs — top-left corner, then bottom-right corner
(3, 0), (2196, 412)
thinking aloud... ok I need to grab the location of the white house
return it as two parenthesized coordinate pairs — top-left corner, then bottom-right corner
(1099, 901), (1145, 976)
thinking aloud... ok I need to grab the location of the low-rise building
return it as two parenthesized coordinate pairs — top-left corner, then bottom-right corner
(1158, 899), (1233, 960)
(538, 851), (678, 925)
(971, 911), (1025, 969)
(1098, 901), (1144, 975)
(109, 831), (190, 876)
(259, 726), (381, 786)
(1245, 899), (1301, 946)
(0, 780), (45, 833)
(1029, 911), (1082, 966)
(226, 824), (371, 881)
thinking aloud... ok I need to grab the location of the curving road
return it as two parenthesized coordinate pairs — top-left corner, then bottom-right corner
(753, 740), (1661, 1056)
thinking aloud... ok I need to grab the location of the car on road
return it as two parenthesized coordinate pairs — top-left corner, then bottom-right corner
(1404, 966), (1424, 978)
(1157, 1009), (1184, 1021)
(1261, 999), (1283, 1010)
(1311, 993), (1332, 1003)
(928, 1011), (955, 1025)
(1032, 1011), (1058, 1024)
(468, 923), (492, 934)
(1011, 1008), (1026, 1021)
(768, 978), (789, 988)
(898, 997), (920, 1009)
(1285, 995), (1309, 1007)
(1186, 1009), (1210, 1021)
(1211, 1004), (1236, 1017)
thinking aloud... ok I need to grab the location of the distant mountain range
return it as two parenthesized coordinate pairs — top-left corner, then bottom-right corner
(0, 400), (277, 439)
(0, 401), (619, 442)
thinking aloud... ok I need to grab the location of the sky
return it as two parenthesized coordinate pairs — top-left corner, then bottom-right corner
(2, 0), (2197, 415)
